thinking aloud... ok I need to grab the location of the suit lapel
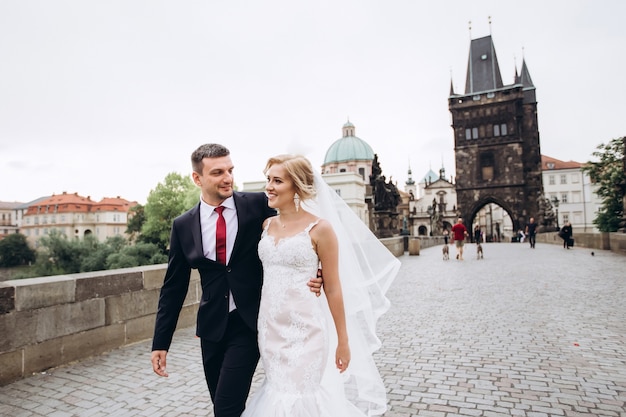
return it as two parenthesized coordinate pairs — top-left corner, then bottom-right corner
(231, 192), (247, 260)
(188, 203), (206, 260)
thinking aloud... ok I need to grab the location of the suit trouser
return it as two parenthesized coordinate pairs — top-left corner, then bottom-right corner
(201, 310), (260, 417)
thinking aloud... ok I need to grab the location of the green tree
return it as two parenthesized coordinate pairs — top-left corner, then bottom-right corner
(0, 233), (36, 267)
(126, 204), (145, 242)
(106, 242), (168, 269)
(141, 172), (198, 251)
(80, 235), (128, 272)
(34, 231), (88, 276)
(582, 137), (626, 232)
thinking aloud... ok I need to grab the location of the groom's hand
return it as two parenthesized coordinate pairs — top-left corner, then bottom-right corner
(308, 268), (323, 297)
(151, 350), (169, 377)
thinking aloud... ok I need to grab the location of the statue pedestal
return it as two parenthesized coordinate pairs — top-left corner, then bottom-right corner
(373, 211), (399, 238)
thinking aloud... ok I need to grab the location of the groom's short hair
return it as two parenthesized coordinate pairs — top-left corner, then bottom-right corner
(192, 143), (230, 174)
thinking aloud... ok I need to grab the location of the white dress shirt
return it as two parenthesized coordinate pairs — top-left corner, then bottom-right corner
(199, 195), (239, 312)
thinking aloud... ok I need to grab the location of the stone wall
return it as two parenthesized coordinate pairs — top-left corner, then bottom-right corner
(610, 232), (626, 254)
(535, 231), (626, 254)
(380, 236), (405, 257)
(0, 238), (408, 387)
(0, 265), (200, 386)
(407, 236), (448, 255)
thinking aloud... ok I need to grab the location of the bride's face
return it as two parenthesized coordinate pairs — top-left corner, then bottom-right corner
(265, 164), (297, 210)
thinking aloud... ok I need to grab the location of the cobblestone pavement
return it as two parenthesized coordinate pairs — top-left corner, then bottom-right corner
(1, 243), (625, 416)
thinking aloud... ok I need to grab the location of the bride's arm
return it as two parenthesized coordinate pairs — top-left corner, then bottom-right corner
(313, 220), (351, 373)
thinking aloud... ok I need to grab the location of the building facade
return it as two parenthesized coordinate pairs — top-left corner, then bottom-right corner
(21, 192), (136, 247)
(407, 166), (458, 236)
(0, 202), (22, 239)
(541, 155), (601, 233)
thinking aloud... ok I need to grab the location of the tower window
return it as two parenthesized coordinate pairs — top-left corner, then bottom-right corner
(480, 152), (495, 181)
(493, 123), (507, 136)
(465, 127), (480, 139)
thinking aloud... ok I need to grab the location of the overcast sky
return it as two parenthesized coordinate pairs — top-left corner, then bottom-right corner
(1, 1), (624, 204)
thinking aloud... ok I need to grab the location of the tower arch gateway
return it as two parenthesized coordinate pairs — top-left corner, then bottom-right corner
(468, 197), (515, 242)
(449, 34), (544, 235)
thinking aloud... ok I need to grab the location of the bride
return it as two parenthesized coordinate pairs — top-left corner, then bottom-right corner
(242, 154), (400, 417)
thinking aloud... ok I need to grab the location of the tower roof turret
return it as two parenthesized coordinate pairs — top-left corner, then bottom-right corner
(464, 35), (504, 94)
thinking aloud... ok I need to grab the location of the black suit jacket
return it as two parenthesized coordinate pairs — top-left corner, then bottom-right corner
(152, 191), (276, 351)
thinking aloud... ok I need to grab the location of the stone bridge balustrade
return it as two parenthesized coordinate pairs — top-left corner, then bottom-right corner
(0, 236), (406, 387)
(0, 265), (201, 386)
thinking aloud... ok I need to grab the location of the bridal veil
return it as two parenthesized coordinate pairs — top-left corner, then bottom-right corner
(302, 171), (400, 416)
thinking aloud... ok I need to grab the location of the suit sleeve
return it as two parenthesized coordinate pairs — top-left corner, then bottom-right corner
(151, 219), (192, 351)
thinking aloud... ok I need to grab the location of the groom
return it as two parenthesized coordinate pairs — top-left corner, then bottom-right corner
(151, 144), (321, 417)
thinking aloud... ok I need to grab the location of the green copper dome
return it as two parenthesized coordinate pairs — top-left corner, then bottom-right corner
(323, 121), (374, 164)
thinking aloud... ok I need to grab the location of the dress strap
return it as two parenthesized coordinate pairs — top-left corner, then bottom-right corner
(264, 217), (273, 232)
(304, 218), (321, 233)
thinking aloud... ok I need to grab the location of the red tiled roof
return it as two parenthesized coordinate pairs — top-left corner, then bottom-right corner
(24, 192), (136, 215)
(541, 155), (582, 170)
(95, 197), (138, 212)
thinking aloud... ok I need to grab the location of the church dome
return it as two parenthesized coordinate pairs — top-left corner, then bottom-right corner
(323, 121), (374, 164)
(421, 169), (438, 183)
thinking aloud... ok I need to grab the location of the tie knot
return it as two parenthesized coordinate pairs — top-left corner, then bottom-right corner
(215, 206), (225, 215)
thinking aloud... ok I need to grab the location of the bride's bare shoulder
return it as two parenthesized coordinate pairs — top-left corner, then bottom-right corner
(310, 218), (336, 238)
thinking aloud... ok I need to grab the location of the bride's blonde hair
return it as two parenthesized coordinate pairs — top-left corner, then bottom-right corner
(264, 154), (317, 200)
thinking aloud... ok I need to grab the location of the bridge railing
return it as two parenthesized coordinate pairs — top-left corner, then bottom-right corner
(0, 236), (405, 387)
(0, 265), (201, 386)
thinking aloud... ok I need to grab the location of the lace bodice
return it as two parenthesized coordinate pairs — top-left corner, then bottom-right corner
(258, 219), (321, 297)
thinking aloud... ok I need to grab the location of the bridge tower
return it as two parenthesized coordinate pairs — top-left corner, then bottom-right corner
(448, 34), (544, 233)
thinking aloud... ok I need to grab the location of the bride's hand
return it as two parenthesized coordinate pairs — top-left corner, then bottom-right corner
(307, 268), (323, 297)
(335, 343), (351, 373)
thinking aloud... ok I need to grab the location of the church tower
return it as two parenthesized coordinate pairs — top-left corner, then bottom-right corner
(404, 163), (416, 201)
(448, 34), (543, 232)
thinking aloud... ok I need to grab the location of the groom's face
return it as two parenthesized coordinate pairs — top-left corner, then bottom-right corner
(194, 155), (234, 206)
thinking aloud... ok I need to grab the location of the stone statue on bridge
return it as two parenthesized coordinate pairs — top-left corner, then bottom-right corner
(370, 155), (400, 212)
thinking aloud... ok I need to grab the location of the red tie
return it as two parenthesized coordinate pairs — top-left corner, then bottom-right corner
(215, 206), (227, 264)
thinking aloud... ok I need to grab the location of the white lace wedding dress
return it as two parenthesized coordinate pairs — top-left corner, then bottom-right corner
(242, 219), (363, 417)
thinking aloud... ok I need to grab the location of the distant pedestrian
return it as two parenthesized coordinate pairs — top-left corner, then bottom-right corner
(525, 217), (537, 249)
(443, 229), (449, 245)
(451, 218), (469, 260)
(473, 225), (481, 244)
(560, 221), (573, 249)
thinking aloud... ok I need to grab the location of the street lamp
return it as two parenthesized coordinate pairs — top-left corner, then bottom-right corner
(426, 205), (434, 236)
(552, 196), (560, 230)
